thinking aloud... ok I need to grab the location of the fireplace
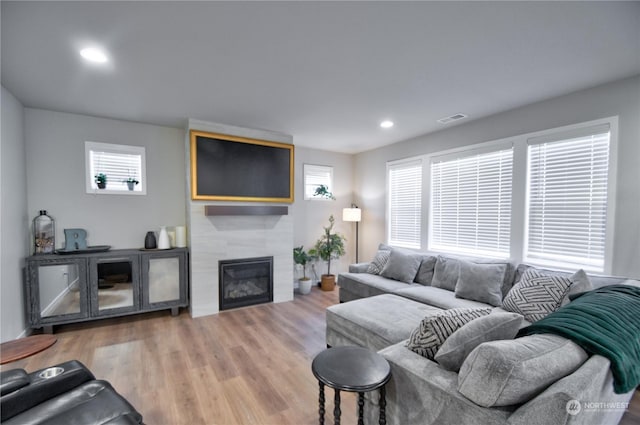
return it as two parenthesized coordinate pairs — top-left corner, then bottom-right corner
(219, 256), (273, 311)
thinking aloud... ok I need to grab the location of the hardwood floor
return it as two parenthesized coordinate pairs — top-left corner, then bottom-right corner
(2, 287), (638, 425)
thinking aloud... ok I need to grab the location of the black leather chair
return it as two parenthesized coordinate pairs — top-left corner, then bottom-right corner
(0, 360), (143, 425)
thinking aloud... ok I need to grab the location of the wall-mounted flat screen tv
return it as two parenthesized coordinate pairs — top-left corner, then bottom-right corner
(190, 130), (294, 203)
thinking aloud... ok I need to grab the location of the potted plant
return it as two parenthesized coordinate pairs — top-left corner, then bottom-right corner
(313, 184), (336, 200)
(309, 215), (346, 291)
(293, 246), (313, 295)
(94, 173), (107, 189)
(124, 177), (139, 191)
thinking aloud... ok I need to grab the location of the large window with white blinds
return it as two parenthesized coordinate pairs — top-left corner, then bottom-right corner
(387, 159), (422, 249)
(525, 124), (611, 272)
(429, 147), (513, 257)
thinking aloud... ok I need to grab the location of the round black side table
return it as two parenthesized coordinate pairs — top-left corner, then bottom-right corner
(311, 346), (391, 425)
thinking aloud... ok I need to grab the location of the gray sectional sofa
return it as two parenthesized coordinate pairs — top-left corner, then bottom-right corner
(327, 246), (639, 425)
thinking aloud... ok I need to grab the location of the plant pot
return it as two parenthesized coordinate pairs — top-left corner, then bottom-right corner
(298, 278), (312, 295)
(97, 182), (106, 189)
(321, 274), (336, 291)
(127, 182), (135, 191)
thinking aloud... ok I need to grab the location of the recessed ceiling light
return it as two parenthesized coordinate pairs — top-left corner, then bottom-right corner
(80, 47), (108, 63)
(380, 120), (394, 129)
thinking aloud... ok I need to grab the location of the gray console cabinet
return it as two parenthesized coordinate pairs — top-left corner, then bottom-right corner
(25, 248), (188, 332)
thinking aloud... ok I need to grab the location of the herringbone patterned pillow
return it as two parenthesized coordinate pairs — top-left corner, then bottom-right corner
(366, 250), (391, 275)
(502, 268), (572, 322)
(406, 308), (492, 359)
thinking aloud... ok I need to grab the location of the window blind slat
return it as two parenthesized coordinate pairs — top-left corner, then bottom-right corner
(429, 148), (513, 257)
(525, 130), (610, 271)
(388, 160), (422, 249)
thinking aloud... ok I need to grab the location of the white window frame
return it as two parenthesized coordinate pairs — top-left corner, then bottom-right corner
(388, 116), (617, 273)
(522, 120), (617, 273)
(303, 164), (334, 200)
(428, 143), (514, 259)
(387, 158), (423, 249)
(85, 141), (147, 195)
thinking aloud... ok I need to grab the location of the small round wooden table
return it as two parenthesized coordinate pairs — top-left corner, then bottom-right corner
(312, 346), (391, 425)
(0, 335), (57, 365)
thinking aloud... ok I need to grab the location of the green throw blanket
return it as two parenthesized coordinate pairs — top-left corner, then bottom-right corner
(518, 284), (640, 394)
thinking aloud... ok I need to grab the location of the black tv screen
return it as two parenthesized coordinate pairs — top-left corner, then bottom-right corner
(190, 130), (294, 203)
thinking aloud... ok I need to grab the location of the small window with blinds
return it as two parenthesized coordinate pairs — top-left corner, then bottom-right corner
(85, 141), (146, 195)
(387, 159), (422, 249)
(303, 164), (333, 200)
(525, 124), (611, 272)
(429, 147), (513, 258)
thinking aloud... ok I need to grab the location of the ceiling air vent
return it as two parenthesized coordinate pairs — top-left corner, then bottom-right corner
(437, 113), (468, 124)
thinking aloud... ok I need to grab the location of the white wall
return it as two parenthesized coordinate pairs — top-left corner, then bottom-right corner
(1, 86), (29, 342)
(292, 147), (356, 278)
(355, 75), (640, 278)
(24, 109), (187, 250)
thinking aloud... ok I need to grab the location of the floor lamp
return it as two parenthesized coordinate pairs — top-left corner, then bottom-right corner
(342, 205), (362, 263)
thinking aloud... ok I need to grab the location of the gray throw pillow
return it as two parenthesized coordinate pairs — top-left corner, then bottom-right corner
(454, 260), (507, 307)
(561, 269), (592, 306)
(366, 250), (391, 275)
(405, 307), (492, 359)
(380, 248), (423, 283)
(434, 312), (523, 371)
(431, 256), (460, 291)
(414, 255), (438, 285)
(457, 334), (588, 407)
(502, 268), (574, 322)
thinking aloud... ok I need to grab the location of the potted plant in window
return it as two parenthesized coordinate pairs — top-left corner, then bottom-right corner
(94, 173), (107, 189)
(124, 178), (139, 191)
(309, 215), (346, 291)
(313, 184), (336, 200)
(293, 246), (314, 295)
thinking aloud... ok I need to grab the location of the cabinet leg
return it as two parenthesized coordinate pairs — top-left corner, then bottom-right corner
(43, 325), (53, 334)
(170, 307), (179, 317)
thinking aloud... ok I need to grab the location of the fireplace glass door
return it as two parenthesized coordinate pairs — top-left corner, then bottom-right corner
(219, 256), (273, 311)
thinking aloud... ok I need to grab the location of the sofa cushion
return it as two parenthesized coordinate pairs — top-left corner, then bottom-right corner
(431, 256), (461, 291)
(406, 308), (492, 359)
(513, 264), (594, 305)
(457, 334), (588, 407)
(454, 260), (507, 307)
(414, 255), (438, 285)
(381, 248), (424, 283)
(502, 268), (574, 322)
(338, 273), (410, 299)
(326, 294), (441, 351)
(392, 286), (493, 310)
(434, 312), (523, 372)
(367, 249), (391, 275)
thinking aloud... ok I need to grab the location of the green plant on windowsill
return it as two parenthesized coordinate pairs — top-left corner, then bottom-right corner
(94, 173), (107, 189)
(313, 184), (336, 200)
(123, 178), (139, 191)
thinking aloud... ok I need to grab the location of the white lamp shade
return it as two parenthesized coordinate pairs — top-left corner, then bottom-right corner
(343, 208), (361, 222)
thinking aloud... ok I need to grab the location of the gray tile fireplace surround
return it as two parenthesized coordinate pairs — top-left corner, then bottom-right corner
(186, 119), (295, 318)
(188, 206), (294, 317)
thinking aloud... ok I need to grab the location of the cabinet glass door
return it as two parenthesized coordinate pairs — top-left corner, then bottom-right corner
(90, 256), (140, 316)
(141, 250), (186, 309)
(37, 263), (86, 318)
(148, 257), (181, 303)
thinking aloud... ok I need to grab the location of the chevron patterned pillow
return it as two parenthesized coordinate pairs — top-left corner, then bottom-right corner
(406, 308), (492, 359)
(502, 268), (573, 322)
(366, 250), (391, 274)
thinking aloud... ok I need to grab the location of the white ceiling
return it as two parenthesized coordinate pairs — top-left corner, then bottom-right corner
(2, 1), (639, 154)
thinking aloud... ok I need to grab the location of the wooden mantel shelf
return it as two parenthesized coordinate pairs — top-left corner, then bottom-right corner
(204, 206), (289, 216)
